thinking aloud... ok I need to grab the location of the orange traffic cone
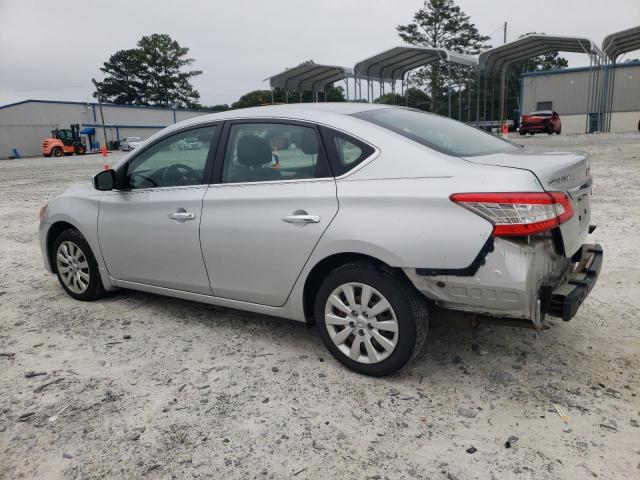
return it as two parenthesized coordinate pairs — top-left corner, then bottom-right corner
(101, 145), (107, 157)
(501, 122), (509, 135)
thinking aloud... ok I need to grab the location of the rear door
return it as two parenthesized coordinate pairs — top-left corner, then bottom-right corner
(200, 120), (338, 307)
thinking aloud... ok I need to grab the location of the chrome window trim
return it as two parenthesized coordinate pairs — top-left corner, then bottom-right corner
(207, 177), (335, 189)
(107, 184), (209, 195)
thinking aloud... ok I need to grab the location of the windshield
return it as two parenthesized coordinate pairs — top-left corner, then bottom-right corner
(352, 108), (518, 157)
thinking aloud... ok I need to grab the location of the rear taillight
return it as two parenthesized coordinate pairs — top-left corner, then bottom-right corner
(450, 192), (573, 237)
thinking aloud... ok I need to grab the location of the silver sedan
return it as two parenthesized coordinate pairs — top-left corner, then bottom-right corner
(38, 103), (602, 376)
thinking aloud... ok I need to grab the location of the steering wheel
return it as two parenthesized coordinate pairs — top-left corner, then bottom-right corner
(162, 163), (199, 186)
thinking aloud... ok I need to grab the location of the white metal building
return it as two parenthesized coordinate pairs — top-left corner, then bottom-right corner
(0, 100), (213, 158)
(520, 62), (640, 135)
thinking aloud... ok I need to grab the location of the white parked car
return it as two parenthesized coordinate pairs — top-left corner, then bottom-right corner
(120, 136), (143, 151)
(38, 104), (602, 376)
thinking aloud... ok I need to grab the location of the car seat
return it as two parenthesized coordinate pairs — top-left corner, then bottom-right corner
(231, 135), (281, 183)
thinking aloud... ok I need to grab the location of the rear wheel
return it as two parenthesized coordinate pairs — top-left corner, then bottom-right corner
(53, 229), (106, 301)
(519, 130), (526, 136)
(51, 147), (62, 157)
(315, 262), (428, 376)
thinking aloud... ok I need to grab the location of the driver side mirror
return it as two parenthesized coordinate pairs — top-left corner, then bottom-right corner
(93, 169), (115, 191)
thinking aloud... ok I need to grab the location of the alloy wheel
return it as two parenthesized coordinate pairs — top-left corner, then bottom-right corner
(324, 282), (399, 364)
(56, 241), (90, 294)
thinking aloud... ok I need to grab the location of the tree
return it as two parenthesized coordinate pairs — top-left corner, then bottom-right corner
(94, 34), (202, 108)
(397, 0), (490, 115)
(374, 88), (432, 110)
(325, 86), (346, 102)
(208, 104), (231, 112)
(231, 90), (273, 109)
(96, 49), (145, 105)
(513, 33), (569, 73)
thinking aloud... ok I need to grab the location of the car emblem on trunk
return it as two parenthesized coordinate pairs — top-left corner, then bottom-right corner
(548, 175), (572, 186)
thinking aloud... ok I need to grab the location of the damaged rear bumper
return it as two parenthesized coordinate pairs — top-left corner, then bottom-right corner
(539, 244), (603, 321)
(404, 238), (602, 328)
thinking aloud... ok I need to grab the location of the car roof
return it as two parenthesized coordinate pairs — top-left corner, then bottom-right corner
(171, 102), (397, 128)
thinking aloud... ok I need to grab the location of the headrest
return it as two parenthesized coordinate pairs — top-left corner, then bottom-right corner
(237, 135), (272, 168)
(300, 129), (319, 155)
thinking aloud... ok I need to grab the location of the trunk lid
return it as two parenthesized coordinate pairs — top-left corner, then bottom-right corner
(462, 148), (592, 256)
(521, 114), (545, 125)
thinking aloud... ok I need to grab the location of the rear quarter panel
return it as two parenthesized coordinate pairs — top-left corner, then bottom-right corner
(310, 133), (544, 270)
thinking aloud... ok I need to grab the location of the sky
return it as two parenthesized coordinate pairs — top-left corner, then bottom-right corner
(0, 0), (638, 107)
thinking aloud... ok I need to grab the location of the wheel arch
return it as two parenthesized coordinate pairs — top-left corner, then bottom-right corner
(46, 220), (79, 269)
(302, 252), (408, 324)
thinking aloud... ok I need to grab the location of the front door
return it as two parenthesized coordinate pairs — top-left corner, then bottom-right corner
(98, 124), (218, 295)
(200, 121), (338, 306)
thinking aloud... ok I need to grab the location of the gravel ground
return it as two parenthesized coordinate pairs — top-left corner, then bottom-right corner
(1, 133), (639, 480)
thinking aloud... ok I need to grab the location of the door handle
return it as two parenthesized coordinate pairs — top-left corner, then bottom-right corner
(282, 214), (320, 224)
(168, 211), (195, 221)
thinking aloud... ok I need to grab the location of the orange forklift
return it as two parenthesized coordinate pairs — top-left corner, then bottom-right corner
(42, 124), (86, 157)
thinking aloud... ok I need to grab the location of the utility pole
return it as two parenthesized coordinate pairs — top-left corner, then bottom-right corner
(91, 78), (108, 149)
(504, 22), (508, 44)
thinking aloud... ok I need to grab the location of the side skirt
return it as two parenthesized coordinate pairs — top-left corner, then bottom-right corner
(109, 277), (304, 322)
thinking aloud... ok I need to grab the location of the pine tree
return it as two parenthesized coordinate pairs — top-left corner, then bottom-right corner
(94, 34), (202, 108)
(396, 0), (490, 114)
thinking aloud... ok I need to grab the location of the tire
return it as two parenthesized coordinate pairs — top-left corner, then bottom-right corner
(546, 124), (554, 135)
(52, 229), (106, 301)
(75, 144), (86, 155)
(519, 130), (526, 136)
(314, 262), (428, 376)
(529, 132), (535, 135)
(51, 147), (63, 157)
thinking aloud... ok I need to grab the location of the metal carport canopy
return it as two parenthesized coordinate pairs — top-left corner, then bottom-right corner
(479, 34), (605, 71)
(353, 46), (478, 82)
(266, 61), (353, 92)
(602, 25), (640, 60)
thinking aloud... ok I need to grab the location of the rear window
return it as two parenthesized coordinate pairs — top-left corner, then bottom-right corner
(529, 111), (552, 117)
(320, 127), (375, 176)
(352, 108), (518, 157)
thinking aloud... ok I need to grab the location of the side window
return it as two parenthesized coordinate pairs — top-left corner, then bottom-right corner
(321, 128), (374, 176)
(124, 125), (216, 189)
(221, 123), (331, 184)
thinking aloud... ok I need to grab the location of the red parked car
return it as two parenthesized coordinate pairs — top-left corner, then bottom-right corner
(519, 110), (561, 135)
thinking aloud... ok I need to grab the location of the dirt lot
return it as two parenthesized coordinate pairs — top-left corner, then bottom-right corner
(1, 133), (639, 480)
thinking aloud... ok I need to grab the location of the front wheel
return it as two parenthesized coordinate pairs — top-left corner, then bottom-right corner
(53, 229), (106, 301)
(315, 262), (428, 376)
(75, 144), (86, 155)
